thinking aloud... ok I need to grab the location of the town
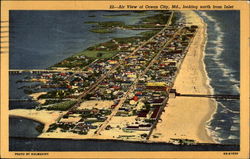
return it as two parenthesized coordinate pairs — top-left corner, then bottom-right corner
(12, 11), (198, 142)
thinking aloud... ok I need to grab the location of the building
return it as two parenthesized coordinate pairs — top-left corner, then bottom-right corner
(146, 82), (168, 91)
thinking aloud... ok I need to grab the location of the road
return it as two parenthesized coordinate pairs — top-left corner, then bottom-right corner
(94, 12), (179, 135)
(55, 11), (175, 126)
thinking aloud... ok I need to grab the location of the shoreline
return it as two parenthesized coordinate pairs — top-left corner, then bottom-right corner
(199, 16), (218, 144)
(10, 135), (236, 146)
(29, 92), (47, 105)
(9, 109), (65, 132)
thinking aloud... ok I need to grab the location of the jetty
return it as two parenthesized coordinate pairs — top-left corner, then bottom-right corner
(9, 69), (80, 74)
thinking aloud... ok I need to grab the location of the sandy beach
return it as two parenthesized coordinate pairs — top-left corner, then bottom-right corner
(149, 11), (216, 143)
(29, 92), (47, 104)
(9, 109), (65, 132)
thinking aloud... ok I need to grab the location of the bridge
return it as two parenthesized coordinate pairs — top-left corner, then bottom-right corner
(9, 98), (77, 102)
(9, 69), (81, 74)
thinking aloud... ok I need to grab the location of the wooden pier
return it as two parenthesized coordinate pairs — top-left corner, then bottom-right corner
(9, 69), (80, 74)
(176, 93), (240, 100)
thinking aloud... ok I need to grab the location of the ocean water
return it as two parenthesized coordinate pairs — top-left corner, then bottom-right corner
(9, 10), (240, 150)
(9, 117), (43, 138)
(197, 11), (240, 145)
(9, 11), (150, 69)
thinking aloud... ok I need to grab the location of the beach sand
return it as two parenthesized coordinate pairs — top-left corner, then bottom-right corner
(149, 11), (216, 143)
(29, 92), (47, 104)
(77, 100), (114, 110)
(9, 109), (65, 132)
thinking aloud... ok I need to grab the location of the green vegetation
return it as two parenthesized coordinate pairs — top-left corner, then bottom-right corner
(47, 123), (58, 132)
(98, 21), (126, 28)
(42, 100), (63, 106)
(171, 12), (179, 25)
(84, 21), (98, 24)
(141, 12), (171, 24)
(46, 100), (77, 111)
(52, 56), (94, 69)
(35, 124), (45, 133)
(103, 13), (131, 17)
(88, 21), (126, 34)
(90, 28), (114, 34)
(113, 36), (139, 44)
(74, 50), (118, 59)
(38, 90), (70, 99)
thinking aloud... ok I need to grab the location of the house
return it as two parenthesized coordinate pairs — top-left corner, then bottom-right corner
(124, 124), (152, 131)
(150, 106), (161, 120)
(146, 82), (168, 91)
(137, 110), (149, 119)
(149, 98), (164, 106)
(169, 89), (179, 98)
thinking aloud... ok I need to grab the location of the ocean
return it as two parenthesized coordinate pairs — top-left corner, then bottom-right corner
(9, 10), (240, 151)
(197, 11), (240, 145)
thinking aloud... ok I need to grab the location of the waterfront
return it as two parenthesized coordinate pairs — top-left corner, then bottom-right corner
(198, 11), (240, 145)
(10, 137), (239, 151)
(9, 10), (240, 150)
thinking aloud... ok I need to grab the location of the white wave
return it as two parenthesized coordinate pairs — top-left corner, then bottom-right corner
(205, 128), (223, 143)
(206, 124), (212, 128)
(200, 12), (238, 86)
(232, 116), (240, 120)
(219, 102), (240, 114)
(210, 129), (220, 137)
(202, 12), (240, 94)
(200, 23), (215, 95)
(232, 84), (240, 93)
(199, 12), (216, 22)
(233, 119), (240, 124)
(228, 135), (239, 140)
(221, 68), (232, 77)
(199, 11), (240, 144)
(230, 78), (240, 84)
(219, 119), (226, 122)
(216, 137), (225, 142)
(215, 127), (223, 130)
(230, 126), (239, 131)
(205, 117), (229, 144)
(220, 109), (228, 114)
(206, 129), (223, 143)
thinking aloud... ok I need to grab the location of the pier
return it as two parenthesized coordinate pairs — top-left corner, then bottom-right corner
(9, 98), (77, 102)
(9, 69), (80, 74)
(176, 93), (240, 100)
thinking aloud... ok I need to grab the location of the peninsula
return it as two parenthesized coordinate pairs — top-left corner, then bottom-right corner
(9, 11), (216, 145)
